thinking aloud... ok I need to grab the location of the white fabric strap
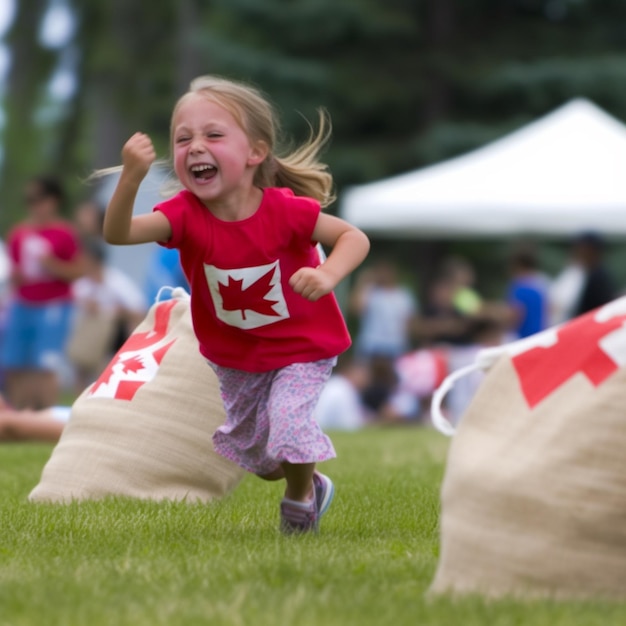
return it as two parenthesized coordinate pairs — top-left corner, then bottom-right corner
(430, 361), (485, 437)
(155, 285), (191, 303)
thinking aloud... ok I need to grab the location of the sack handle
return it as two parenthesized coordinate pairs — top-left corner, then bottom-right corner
(430, 361), (485, 437)
(155, 285), (191, 303)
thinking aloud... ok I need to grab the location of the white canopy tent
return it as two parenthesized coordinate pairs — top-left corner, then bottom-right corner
(340, 99), (626, 238)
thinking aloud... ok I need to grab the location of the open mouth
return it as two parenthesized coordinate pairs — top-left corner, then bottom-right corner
(190, 164), (217, 181)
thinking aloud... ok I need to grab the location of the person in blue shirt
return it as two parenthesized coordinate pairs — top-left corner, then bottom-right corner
(506, 247), (551, 339)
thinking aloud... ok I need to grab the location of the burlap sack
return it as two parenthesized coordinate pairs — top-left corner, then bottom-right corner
(429, 298), (626, 600)
(30, 289), (244, 503)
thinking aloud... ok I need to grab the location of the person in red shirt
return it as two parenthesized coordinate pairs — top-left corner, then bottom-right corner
(102, 75), (369, 534)
(1, 176), (85, 409)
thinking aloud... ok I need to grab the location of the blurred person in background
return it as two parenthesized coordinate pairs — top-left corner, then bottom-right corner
(504, 245), (551, 339)
(68, 235), (147, 393)
(350, 260), (417, 361)
(550, 232), (617, 323)
(571, 232), (617, 316)
(72, 197), (147, 359)
(438, 256), (483, 318)
(0, 176), (85, 409)
(349, 261), (418, 428)
(314, 353), (372, 431)
(393, 345), (448, 424)
(412, 266), (508, 423)
(0, 238), (9, 390)
(73, 199), (105, 238)
(0, 238), (8, 288)
(360, 354), (402, 420)
(413, 274), (476, 347)
(0, 391), (69, 442)
(444, 317), (506, 425)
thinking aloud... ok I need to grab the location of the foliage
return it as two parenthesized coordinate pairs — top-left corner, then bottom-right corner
(2, 0), (626, 232)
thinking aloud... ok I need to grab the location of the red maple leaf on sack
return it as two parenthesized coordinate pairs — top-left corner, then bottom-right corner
(219, 268), (281, 320)
(512, 309), (626, 408)
(121, 355), (145, 374)
(90, 300), (178, 400)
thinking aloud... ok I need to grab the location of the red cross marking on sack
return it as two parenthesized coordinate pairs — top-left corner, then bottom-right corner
(511, 310), (626, 408)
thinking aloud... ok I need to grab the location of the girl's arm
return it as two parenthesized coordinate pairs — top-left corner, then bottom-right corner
(103, 133), (172, 245)
(289, 213), (370, 302)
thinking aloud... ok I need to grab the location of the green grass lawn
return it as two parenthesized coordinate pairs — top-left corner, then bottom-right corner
(1, 427), (624, 626)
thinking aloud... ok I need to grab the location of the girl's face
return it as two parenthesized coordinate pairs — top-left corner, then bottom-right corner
(171, 94), (267, 206)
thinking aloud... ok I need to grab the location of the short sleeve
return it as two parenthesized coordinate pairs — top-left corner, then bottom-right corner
(153, 192), (188, 250)
(268, 188), (321, 246)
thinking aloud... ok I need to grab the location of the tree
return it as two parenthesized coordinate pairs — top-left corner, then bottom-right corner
(0, 0), (59, 232)
(0, 0), (195, 231)
(3, 0), (626, 240)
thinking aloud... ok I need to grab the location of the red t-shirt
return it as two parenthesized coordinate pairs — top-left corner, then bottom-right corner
(155, 187), (351, 372)
(7, 220), (81, 303)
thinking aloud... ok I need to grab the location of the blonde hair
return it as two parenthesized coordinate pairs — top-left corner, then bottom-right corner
(173, 75), (336, 207)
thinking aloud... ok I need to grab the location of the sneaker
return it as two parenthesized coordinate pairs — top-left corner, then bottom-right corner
(313, 471), (334, 519)
(279, 472), (335, 535)
(280, 498), (318, 534)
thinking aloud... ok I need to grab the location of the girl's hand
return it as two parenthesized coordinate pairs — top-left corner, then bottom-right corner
(103, 133), (171, 245)
(289, 266), (338, 302)
(121, 133), (156, 181)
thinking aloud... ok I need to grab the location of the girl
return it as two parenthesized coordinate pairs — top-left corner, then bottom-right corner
(103, 75), (370, 533)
